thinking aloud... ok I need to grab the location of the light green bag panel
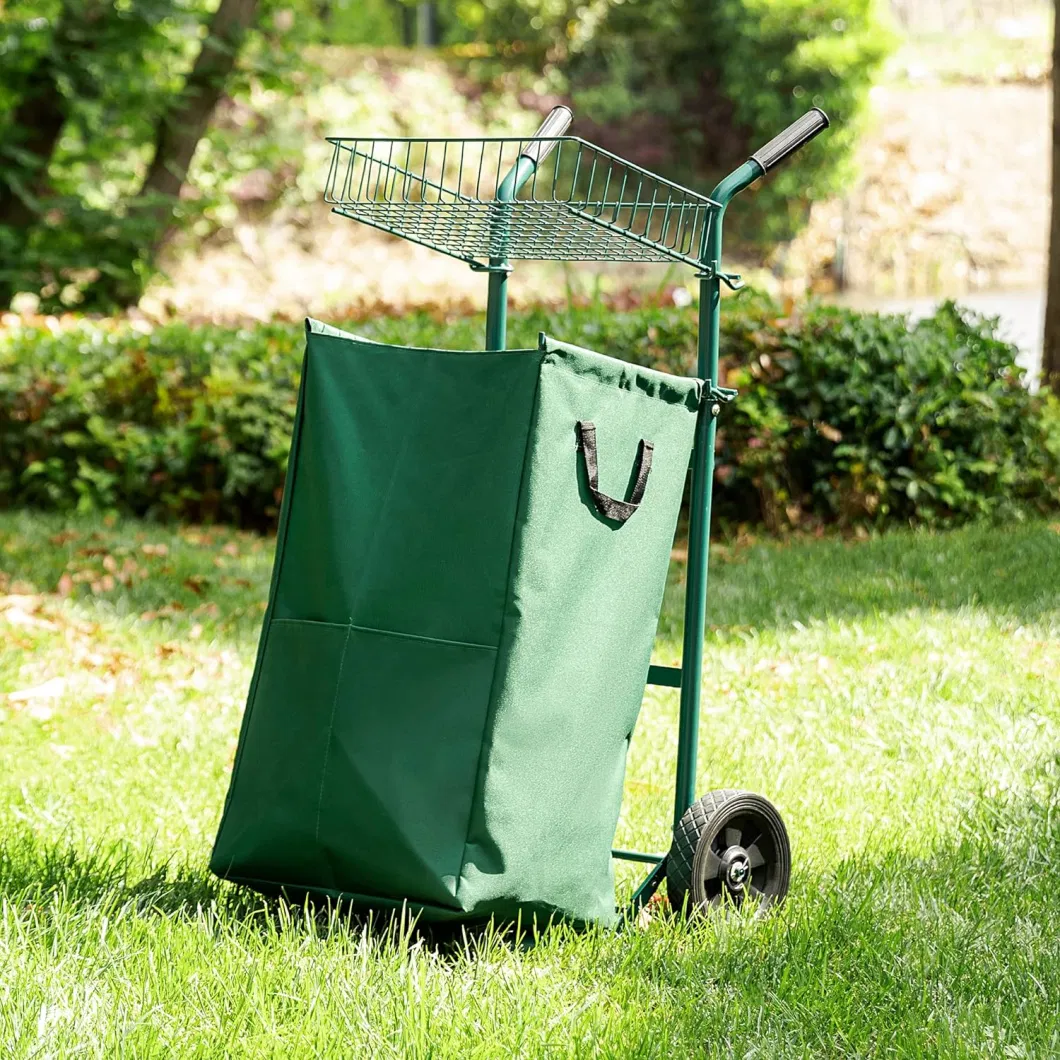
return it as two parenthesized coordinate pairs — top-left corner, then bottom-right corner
(458, 341), (701, 924)
(211, 321), (702, 926)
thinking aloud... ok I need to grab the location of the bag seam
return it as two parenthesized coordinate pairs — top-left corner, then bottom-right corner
(272, 616), (496, 652)
(541, 357), (704, 409)
(314, 621), (354, 842)
(308, 318), (537, 357)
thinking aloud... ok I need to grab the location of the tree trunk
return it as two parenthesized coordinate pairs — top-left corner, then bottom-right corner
(416, 3), (436, 46)
(1043, 10), (1060, 394)
(81, 0), (259, 306)
(0, 1), (111, 231)
(0, 4), (77, 309)
(140, 0), (260, 227)
(0, 65), (67, 231)
(400, 2), (416, 46)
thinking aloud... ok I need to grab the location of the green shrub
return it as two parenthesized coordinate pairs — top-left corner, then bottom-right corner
(717, 301), (1060, 529)
(0, 321), (302, 526)
(1, 298), (1057, 530)
(440, 0), (892, 246)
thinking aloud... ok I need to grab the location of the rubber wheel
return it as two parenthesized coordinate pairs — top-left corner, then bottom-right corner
(667, 789), (791, 914)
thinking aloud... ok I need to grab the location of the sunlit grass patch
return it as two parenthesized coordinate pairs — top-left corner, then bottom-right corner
(1, 512), (1058, 1056)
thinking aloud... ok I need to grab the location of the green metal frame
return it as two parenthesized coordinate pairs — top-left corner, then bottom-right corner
(325, 107), (828, 916)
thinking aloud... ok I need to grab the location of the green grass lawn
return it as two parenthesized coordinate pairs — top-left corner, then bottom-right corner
(1, 512), (1059, 1057)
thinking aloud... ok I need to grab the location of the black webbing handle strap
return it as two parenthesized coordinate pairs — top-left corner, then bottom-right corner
(577, 421), (653, 524)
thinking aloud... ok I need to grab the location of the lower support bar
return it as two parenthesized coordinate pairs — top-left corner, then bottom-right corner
(646, 664), (682, 688)
(628, 857), (668, 915)
(612, 848), (665, 865)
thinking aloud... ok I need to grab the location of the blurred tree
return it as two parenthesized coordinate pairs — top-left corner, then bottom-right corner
(318, 0), (449, 46)
(140, 0), (259, 249)
(0, 0), (282, 310)
(320, 0), (404, 45)
(0, 0), (892, 310)
(0, 0), (178, 307)
(442, 0), (892, 247)
(1044, 4), (1060, 395)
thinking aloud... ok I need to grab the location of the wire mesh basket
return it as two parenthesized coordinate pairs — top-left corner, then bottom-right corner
(324, 136), (720, 269)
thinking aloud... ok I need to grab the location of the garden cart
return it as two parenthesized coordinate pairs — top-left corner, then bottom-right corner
(211, 105), (829, 926)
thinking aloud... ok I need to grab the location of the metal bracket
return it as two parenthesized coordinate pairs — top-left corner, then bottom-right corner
(647, 664), (681, 688)
(705, 383), (738, 418)
(469, 260), (513, 274)
(697, 260), (745, 291)
(627, 856), (668, 920)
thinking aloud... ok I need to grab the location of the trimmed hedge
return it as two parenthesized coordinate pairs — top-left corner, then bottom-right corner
(1, 299), (1058, 530)
(716, 301), (1060, 529)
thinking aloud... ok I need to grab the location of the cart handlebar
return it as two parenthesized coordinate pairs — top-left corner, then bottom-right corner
(750, 107), (829, 173)
(519, 106), (574, 166)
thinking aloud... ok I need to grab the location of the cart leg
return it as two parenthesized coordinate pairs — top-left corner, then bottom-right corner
(629, 857), (668, 917)
(672, 163), (763, 831)
(673, 358), (717, 828)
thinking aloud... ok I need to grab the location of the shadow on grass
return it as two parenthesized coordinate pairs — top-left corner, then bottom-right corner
(626, 755), (1060, 1053)
(0, 510), (273, 643)
(4, 758), (1059, 977)
(0, 827), (540, 957)
(0, 830), (230, 915)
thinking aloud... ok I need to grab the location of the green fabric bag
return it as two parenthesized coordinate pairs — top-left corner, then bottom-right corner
(211, 319), (703, 925)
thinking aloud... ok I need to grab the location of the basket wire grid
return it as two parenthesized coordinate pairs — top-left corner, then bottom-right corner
(324, 136), (720, 268)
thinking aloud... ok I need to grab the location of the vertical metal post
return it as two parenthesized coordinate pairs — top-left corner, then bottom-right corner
(485, 267), (508, 351)
(672, 159), (762, 830)
(482, 109), (571, 352)
(484, 158), (531, 352)
(673, 235), (721, 830)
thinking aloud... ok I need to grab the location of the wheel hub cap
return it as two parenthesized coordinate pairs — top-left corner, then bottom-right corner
(720, 846), (751, 893)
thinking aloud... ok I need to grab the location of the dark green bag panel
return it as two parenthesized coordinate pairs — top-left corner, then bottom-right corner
(211, 322), (702, 925)
(271, 321), (543, 645)
(212, 323), (541, 910)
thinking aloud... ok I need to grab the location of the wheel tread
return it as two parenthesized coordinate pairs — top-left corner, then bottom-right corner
(667, 789), (741, 907)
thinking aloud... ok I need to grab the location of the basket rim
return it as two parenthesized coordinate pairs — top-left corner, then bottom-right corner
(323, 134), (723, 211)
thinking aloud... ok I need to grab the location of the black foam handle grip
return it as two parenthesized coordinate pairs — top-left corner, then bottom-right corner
(750, 107), (829, 172)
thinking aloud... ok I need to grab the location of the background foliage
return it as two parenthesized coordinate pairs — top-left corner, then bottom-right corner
(1, 0), (893, 313)
(2, 298), (1055, 530)
(568, 0), (893, 243)
(0, 0), (315, 313)
(324, 0), (894, 243)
